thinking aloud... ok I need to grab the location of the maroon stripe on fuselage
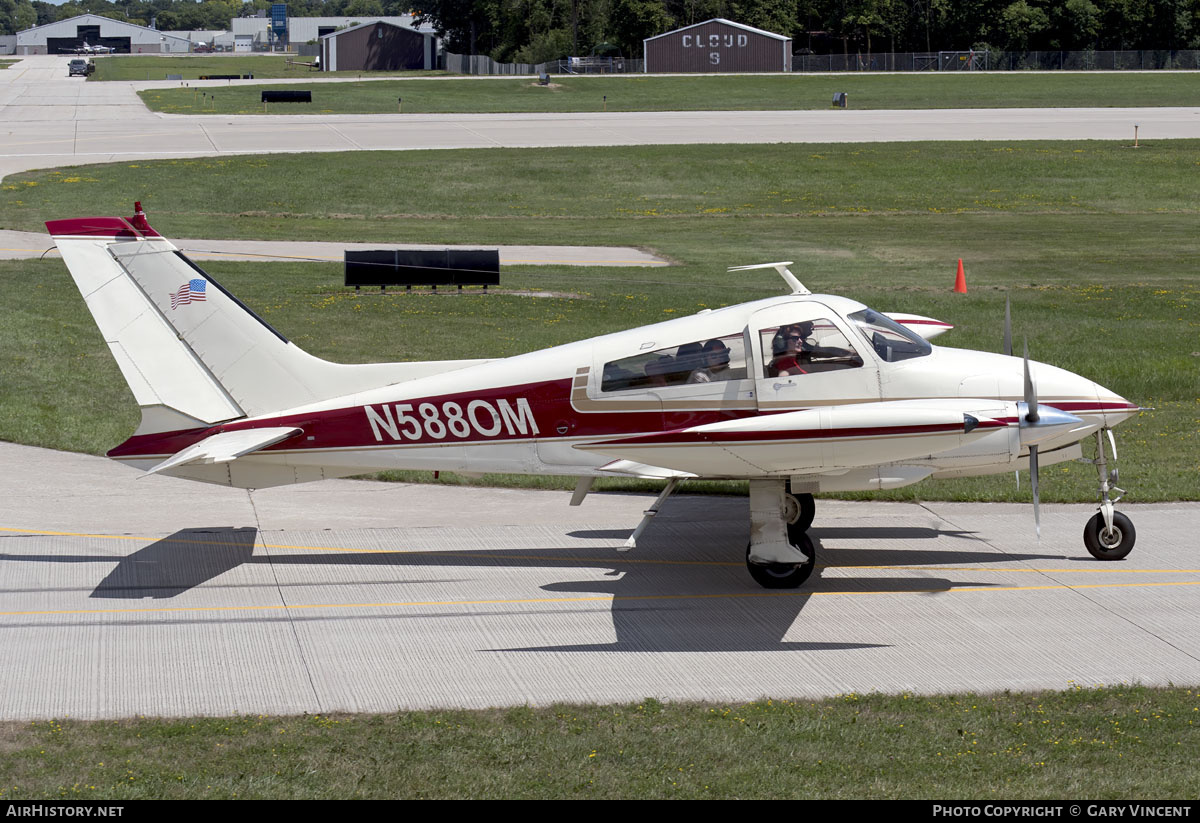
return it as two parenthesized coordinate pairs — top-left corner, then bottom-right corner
(587, 418), (1005, 448)
(106, 376), (1124, 461)
(107, 377), (760, 458)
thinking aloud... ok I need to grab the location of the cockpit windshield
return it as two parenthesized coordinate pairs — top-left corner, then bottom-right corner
(848, 309), (932, 362)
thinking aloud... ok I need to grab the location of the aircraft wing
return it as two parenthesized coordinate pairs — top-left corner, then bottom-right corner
(576, 399), (1010, 477)
(142, 427), (303, 477)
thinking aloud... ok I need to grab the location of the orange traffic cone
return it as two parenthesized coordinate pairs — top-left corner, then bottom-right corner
(953, 259), (967, 293)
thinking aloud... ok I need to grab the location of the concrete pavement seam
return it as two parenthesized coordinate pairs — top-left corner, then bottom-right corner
(249, 488), (325, 712)
(324, 123), (363, 150)
(198, 120), (219, 152)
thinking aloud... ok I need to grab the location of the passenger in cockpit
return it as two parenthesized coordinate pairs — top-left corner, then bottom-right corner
(687, 339), (733, 383)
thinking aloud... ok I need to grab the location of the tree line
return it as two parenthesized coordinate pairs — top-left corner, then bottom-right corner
(1, 0), (411, 36)
(4, 0), (1199, 65)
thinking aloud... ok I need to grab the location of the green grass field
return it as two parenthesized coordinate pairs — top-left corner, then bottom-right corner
(1, 81), (1198, 797)
(3, 686), (1199, 799)
(1, 141), (1196, 502)
(133, 71), (1200, 114)
(90, 54), (442, 82)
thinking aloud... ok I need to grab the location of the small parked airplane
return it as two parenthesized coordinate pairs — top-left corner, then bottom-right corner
(47, 205), (1140, 588)
(70, 40), (114, 54)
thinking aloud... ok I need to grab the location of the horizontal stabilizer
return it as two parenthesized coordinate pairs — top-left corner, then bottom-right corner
(884, 313), (953, 339)
(142, 427), (303, 477)
(597, 459), (698, 479)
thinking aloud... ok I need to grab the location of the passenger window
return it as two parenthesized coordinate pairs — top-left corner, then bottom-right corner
(602, 333), (748, 392)
(761, 319), (863, 378)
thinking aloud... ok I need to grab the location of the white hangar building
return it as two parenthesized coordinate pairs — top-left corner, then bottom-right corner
(16, 14), (192, 55)
(230, 14), (429, 50)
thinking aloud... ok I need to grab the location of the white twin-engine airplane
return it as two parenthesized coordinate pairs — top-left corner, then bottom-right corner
(70, 40), (114, 54)
(48, 205), (1141, 588)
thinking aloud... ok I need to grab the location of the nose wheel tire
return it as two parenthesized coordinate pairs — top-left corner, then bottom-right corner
(1084, 511), (1135, 560)
(746, 534), (817, 589)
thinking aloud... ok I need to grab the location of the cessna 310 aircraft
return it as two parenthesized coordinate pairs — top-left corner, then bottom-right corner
(47, 205), (1141, 588)
(69, 40), (115, 54)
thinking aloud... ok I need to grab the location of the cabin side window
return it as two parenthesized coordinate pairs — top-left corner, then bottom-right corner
(760, 318), (864, 378)
(601, 333), (748, 392)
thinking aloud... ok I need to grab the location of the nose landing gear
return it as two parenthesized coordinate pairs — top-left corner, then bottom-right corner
(1083, 429), (1134, 560)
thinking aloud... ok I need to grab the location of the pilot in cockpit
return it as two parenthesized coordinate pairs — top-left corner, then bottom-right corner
(768, 322), (813, 377)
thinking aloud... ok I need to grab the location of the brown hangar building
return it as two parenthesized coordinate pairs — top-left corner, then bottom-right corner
(319, 20), (436, 72)
(644, 18), (791, 73)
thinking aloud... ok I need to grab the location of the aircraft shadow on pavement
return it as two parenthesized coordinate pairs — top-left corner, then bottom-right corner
(5, 514), (1069, 653)
(256, 535), (968, 654)
(494, 529), (1038, 653)
(569, 524), (983, 543)
(90, 527), (258, 599)
(72, 521), (1042, 654)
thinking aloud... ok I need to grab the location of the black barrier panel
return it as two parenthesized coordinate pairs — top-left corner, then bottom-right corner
(345, 249), (500, 288)
(199, 74), (243, 80)
(345, 251), (396, 285)
(261, 90), (312, 103)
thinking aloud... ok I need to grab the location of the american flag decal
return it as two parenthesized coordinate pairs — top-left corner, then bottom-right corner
(171, 279), (207, 310)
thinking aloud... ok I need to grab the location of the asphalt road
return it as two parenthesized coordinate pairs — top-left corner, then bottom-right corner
(2, 54), (1198, 718)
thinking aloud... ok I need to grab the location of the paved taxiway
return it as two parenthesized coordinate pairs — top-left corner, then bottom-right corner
(2, 441), (1199, 718)
(3, 55), (1200, 718)
(0, 229), (669, 266)
(3, 56), (1200, 179)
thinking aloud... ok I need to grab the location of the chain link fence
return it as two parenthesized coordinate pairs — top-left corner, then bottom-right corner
(793, 49), (1200, 72)
(444, 52), (552, 75)
(445, 48), (1200, 75)
(445, 52), (644, 75)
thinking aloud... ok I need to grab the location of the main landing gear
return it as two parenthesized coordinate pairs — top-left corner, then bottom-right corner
(1082, 429), (1135, 561)
(745, 478), (817, 589)
(617, 476), (817, 589)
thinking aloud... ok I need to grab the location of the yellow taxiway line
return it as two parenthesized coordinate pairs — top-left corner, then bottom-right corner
(4, 579), (1200, 619)
(3, 525), (1200, 618)
(4, 525), (1199, 574)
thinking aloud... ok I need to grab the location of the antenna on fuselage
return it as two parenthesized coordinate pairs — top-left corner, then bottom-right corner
(728, 261), (810, 295)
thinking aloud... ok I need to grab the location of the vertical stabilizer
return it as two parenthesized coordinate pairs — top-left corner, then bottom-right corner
(47, 212), (245, 434)
(48, 205), (494, 436)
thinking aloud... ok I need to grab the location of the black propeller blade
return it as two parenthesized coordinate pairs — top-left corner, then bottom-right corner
(1023, 339), (1040, 539)
(1004, 296), (1012, 358)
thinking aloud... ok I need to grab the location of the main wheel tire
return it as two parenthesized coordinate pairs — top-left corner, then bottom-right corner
(784, 491), (816, 540)
(746, 534), (817, 589)
(1084, 511), (1135, 560)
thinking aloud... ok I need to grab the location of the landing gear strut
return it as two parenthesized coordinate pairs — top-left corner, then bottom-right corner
(1083, 429), (1135, 561)
(745, 479), (817, 589)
